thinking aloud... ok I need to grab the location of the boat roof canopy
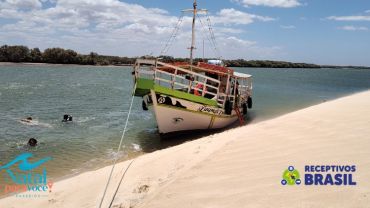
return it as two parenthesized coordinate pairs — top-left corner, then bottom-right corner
(234, 72), (252, 79)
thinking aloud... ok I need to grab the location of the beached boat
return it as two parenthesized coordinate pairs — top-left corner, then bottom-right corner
(132, 1), (253, 134)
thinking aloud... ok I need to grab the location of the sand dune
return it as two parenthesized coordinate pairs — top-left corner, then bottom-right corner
(1, 90), (369, 208)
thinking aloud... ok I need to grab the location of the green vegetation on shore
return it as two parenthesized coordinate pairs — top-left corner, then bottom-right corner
(156, 56), (321, 68)
(0, 45), (135, 65)
(1, 45), (369, 69)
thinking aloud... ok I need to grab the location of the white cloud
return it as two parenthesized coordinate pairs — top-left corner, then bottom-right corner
(0, 0), (179, 37)
(212, 8), (275, 25)
(213, 27), (244, 34)
(216, 36), (282, 60)
(366, 10), (370, 13)
(232, 0), (301, 8)
(338, 25), (368, 31)
(280, 25), (296, 29)
(225, 36), (256, 46)
(0, 0), (42, 10)
(327, 15), (370, 21)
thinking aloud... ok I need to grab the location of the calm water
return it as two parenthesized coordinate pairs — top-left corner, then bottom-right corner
(1, 65), (370, 194)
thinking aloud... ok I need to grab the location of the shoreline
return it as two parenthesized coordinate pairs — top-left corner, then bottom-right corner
(0, 62), (131, 67)
(0, 90), (369, 207)
(1, 62), (370, 70)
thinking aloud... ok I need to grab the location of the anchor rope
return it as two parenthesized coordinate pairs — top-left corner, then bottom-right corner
(98, 87), (136, 208)
(108, 159), (135, 208)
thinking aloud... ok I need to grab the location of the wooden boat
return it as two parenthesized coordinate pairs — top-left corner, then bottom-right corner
(132, 1), (253, 134)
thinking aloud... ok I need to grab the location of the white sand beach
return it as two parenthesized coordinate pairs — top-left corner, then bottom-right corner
(1, 90), (369, 208)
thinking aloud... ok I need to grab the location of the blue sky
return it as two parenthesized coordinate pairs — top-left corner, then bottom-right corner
(0, 0), (370, 66)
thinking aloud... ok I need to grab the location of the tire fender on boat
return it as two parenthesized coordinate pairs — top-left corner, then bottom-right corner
(224, 99), (232, 115)
(142, 100), (148, 111)
(247, 96), (253, 109)
(142, 94), (150, 111)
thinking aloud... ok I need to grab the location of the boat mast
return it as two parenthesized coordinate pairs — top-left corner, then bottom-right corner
(190, 0), (197, 68)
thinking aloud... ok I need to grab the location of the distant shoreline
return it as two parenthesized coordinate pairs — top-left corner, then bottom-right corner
(2, 45), (370, 69)
(1, 61), (370, 69)
(0, 62), (131, 67)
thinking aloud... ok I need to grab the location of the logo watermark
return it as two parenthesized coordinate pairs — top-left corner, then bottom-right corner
(0, 153), (53, 198)
(281, 165), (357, 186)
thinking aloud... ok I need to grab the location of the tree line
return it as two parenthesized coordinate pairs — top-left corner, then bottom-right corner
(224, 59), (320, 68)
(0, 45), (321, 68)
(158, 56), (321, 68)
(0, 45), (135, 65)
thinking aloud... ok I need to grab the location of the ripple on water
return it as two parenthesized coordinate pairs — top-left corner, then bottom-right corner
(105, 148), (127, 160)
(3, 82), (28, 90)
(75, 116), (96, 124)
(18, 119), (53, 128)
(131, 143), (142, 152)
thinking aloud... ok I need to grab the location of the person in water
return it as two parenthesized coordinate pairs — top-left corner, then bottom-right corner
(21, 117), (33, 123)
(62, 114), (73, 122)
(28, 138), (38, 147)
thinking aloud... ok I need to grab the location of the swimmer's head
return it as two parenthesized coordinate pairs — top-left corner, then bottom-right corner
(28, 138), (38, 147)
(27, 117), (32, 121)
(63, 114), (72, 122)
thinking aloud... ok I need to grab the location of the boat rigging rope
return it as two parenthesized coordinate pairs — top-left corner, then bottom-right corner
(160, 13), (185, 56)
(197, 13), (221, 59)
(98, 90), (136, 208)
(206, 13), (222, 60)
(206, 14), (218, 48)
(160, 11), (222, 60)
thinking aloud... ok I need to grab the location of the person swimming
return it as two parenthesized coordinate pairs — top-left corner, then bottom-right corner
(62, 114), (73, 122)
(28, 138), (38, 147)
(21, 117), (33, 123)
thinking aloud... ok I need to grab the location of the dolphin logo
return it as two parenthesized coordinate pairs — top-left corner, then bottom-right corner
(0, 153), (51, 172)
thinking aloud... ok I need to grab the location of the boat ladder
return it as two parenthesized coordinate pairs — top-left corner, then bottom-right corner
(234, 107), (245, 125)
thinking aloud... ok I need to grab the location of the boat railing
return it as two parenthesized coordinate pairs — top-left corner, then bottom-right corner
(134, 59), (252, 109)
(137, 68), (155, 79)
(217, 93), (239, 108)
(217, 93), (230, 107)
(134, 59), (221, 102)
(154, 69), (219, 99)
(217, 82), (252, 108)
